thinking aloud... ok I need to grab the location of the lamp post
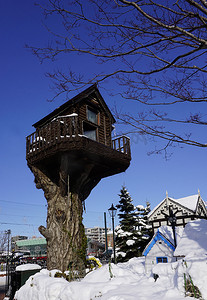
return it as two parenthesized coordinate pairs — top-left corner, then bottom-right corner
(108, 204), (117, 264)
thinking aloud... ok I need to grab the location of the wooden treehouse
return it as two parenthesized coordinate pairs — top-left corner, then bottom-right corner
(26, 84), (131, 272)
(26, 84), (131, 201)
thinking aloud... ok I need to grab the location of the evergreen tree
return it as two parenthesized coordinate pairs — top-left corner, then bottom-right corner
(115, 187), (142, 263)
(134, 202), (153, 254)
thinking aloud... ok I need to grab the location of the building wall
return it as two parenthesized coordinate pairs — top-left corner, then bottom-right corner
(145, 240), (176, 274)
(11, 236), (28, 251)
(85, 227), (110, 244)
(16, 238), (47, 256)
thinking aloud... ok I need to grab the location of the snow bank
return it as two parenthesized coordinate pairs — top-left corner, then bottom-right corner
(174, 219), (207, 258)
(14, 255), (207, 300)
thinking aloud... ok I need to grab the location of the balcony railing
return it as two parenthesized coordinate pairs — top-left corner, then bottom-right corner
(26, 115), (130, 159)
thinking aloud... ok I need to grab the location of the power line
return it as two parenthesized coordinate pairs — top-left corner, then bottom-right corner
(0, 222), (41, 226)
(0, 213), (46, 218)
(0, 199), (46, 207)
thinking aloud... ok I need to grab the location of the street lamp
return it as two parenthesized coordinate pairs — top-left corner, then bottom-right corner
(108, 204), (117, 264)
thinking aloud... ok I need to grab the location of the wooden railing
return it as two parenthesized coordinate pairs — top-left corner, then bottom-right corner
(26, 115), (79, 156)
(26, 115), (130, 158)
(112, 136), (131, 157)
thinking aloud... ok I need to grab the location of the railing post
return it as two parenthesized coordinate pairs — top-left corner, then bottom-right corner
(74, 116), (78, 137)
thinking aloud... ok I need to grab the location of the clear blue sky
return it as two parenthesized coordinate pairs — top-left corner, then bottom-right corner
(1, 1), (207, 238)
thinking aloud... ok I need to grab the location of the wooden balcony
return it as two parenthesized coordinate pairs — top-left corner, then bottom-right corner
(26, 115), (131, 178)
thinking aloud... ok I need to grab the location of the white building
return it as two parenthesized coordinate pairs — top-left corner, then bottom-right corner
(85, 227), (110, 244)
(148, 191), (207, 232)
(143, 225), (183, 273)
(143, 219), (207, 274)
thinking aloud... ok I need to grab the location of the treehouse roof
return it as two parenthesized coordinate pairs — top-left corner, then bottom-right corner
(33, 84), (116, 129)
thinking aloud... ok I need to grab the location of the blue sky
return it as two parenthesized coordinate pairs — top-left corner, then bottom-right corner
(1, 1), (207, 238)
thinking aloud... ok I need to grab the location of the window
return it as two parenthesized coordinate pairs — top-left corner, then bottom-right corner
(156, 257), (168, 264)
(87, 107), (98, 124)
(83, 122), (97, 141)
(84, 129), (97, 141)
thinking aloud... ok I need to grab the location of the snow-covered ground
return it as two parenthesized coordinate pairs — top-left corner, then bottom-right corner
(14, 256), (207, 300)
(0, 271), (6, 287)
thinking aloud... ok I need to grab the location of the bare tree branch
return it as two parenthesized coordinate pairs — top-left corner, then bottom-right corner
(29, 0), (207, 154)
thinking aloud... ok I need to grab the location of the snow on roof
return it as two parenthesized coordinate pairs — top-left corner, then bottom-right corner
(175, 194), (198, 211)
(143, 225), (184, 256)
(174, 219), (207, 258)
(158, 225), (183, 245)
(148, 194), (199, 218)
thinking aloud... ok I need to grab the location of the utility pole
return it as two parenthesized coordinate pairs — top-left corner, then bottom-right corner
(104, 212), (108, 253)
(5, 229), (11, 292)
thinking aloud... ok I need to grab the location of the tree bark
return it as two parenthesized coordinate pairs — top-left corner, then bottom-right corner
(30, 166), (87, 275)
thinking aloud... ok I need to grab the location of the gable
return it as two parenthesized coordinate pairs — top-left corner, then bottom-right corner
(148, 197), (196, 223)
(195, 197), (207, 217)
(148, 194), (206, 224)
(143, 230), (175, 256)
(33, 84), (115, 129)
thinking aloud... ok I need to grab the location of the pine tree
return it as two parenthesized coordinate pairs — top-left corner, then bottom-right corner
(134, 202), (153, 254)
(115, 187), (142, 263)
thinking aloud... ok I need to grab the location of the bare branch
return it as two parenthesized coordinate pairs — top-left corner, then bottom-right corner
(30, 0), (207, 155)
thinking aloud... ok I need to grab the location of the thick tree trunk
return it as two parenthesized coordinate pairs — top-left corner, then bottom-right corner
(31, 166), (87, 275)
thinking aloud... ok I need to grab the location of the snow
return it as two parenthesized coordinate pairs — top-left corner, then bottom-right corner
(0, 271), (6, 286)
(126, 240), (135, 246)
(136, 205), (145, 210)
(14, 254), (207, 300)
(116, 228), (132, 237)
(52, 113), (78, 121)
(158, 225), (184, 245)
(16, 264), (41, 271)
(175, 194), (198, 211)
(116, 251), (126, 258)
(174, 219), (207, 258)
(13, 220), (207, 299)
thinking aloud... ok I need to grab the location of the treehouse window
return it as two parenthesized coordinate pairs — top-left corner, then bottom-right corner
(83, 122), (97, 141)
(87, 107), (99, 124)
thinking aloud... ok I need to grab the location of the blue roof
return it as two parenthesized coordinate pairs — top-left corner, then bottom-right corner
(143, 230), (175, 256)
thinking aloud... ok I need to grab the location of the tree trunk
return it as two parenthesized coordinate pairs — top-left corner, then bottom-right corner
(30, 166), (87, 275)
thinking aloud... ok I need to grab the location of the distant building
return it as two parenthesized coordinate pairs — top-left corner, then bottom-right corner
(85, 227), (110, 244)
(15, 237), (47, 256)
(11, 235), (28, 251)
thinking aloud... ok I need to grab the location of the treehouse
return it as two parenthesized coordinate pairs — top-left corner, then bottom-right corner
(26, 84), (131, 201)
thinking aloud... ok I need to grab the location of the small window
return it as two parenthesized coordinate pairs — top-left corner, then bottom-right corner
(83, 122), (97, 141)
(87, 107), (98, 124)
(156, 257), (168, 264)
(84, 129), (97, 141)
